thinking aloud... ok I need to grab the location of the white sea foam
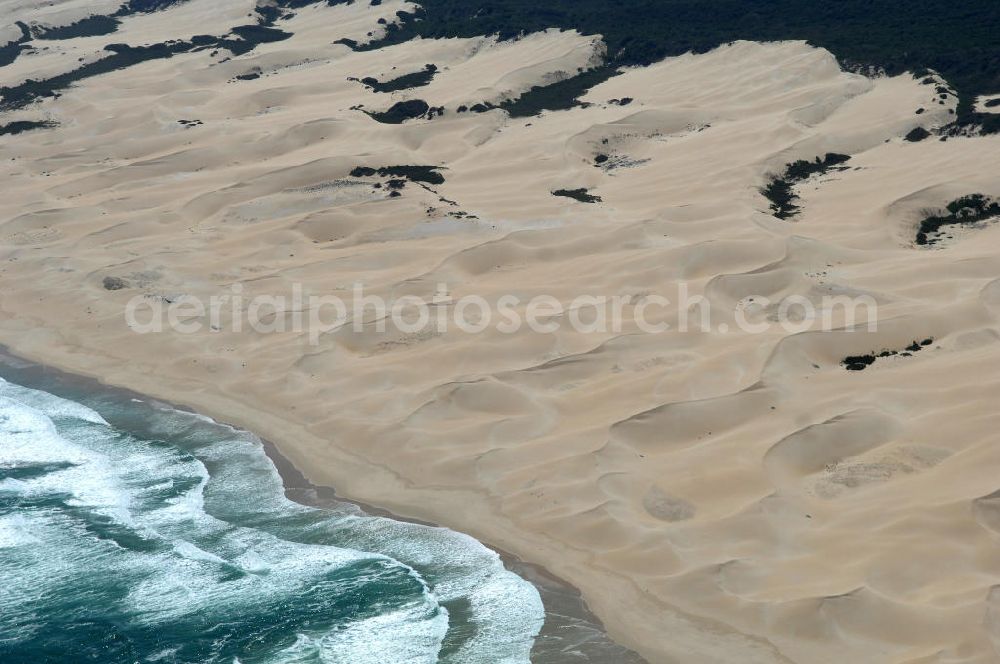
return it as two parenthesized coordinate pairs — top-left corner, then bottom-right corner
(0, 377), (108, 425)
(0, 379), (544, 663)
(0, 395), (133, 527)
(306, 605), (450, 664)
(326, 513), (545, 660)
(0, 513), (40, 549)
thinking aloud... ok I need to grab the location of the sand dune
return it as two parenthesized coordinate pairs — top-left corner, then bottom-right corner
(4, 2), (1000, 661)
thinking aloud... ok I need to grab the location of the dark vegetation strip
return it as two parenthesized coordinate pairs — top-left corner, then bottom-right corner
(350, 165), (446, 185)
(10, 1), (191, 46)
(843, 338), (934, 371)
(916, 194), (1000, 246)
(456, 69), (626, 118)
(499, 65), (617, 117)
(364, 99), (427, 123)
(351, 64), (437, 92)
(0, 23), (291, 110)
(447, 69), (620, 117)
(760, 153), (850, 219)
(337, 14), (619, 117)
(113, 0), (190, 12)
(335, 0), (1000, 132)
(5, 0), (1000, 132)
(30, 15), (122, 40)
(364, 99), (445, 123)
(552, 188), (601, 203)
(226, 25), (292, 51)
(2, 41), (204, 110)
(0, 0), (296, 108)
(0, 23), (32, 68)
(0, 120), (57, 135)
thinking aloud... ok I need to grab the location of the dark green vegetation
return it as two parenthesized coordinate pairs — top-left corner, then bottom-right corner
(0, 23), (291, 110)
(224, 25), (294, 55)
(0, 0), (297, 110)
(916, 194), (1000, 246)
(0, 119), (57, 135)
(0, 23), (32, 67)
(102, 276), (129, 290)
(760, 153), (851, 219)
(30, 16), (121, 40)
(4, 1), (189, 49)
(843, 338), (934, 371)
(904, 126), (932, 142)
(498, 66), (615, 117)
(0, 41), (200, 110)
(456, 102), (496, 113)
(4, 0), (1000, 132)
(350, 165), (446, 185)
(115, 0), (190, 11)
(342, 0), (1000, 132)
(352, 64), (438, 92)
(552, 188), (602, 203)
(364, 99), (434, 123)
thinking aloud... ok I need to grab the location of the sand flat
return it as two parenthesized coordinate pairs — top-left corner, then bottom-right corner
(3, 2), (1000, 661)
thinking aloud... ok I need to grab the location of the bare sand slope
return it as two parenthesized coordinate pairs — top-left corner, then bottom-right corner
(4, 2), (1000, 662)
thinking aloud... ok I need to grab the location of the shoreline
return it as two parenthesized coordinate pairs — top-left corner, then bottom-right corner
(261, 436), (646, 663)
(3, 3), (999, 656)
(0, 344), (645, 663)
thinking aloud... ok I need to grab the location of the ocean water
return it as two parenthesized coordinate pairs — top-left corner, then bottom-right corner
(0, 372), (551, 663)
(0, 360), (646, 664)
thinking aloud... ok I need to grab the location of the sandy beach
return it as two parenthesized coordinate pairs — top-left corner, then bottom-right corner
(5, 0), (1000, 661)
(0, 345), (644, 662)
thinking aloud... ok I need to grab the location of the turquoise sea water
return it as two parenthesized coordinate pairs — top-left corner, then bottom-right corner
(0, 371), (550, 663)
(0, 360), (644, 664)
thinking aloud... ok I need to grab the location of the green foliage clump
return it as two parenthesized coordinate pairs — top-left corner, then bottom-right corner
(0, 120), (57, 135)
(904, 127), (931, 142)
(552, 188), (602, 203)
(363, 99), (431, 123)
(350, 165), (446, 185)
(761, 153), (851, 219)
(30, 15), (120, 40)
(355, 64), (438, 92)
(499, 66), (617, 117)
(917, 194), (1000, 245)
